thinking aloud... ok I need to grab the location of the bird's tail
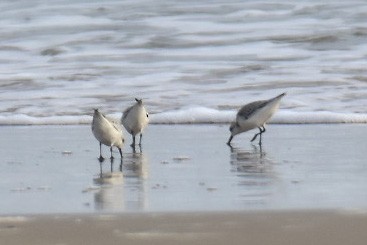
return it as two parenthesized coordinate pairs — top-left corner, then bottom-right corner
(276, 92), (286, 99)
(270, 93), (286, 101)
(268, 92), (286, 103)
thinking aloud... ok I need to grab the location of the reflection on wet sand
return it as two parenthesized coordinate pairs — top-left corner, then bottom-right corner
(93, 158), (124, 211)
(93, 148), (149, 212)
(230, 145), (278, 207)
(230, 145), (270, 173)
(121, 149), (149, 211)
(94, 158), (123, 184)
(122, 148), (149, 180)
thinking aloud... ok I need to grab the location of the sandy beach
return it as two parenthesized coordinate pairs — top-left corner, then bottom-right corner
(1, 124), (367, 244)
(1, 210), (367, 245)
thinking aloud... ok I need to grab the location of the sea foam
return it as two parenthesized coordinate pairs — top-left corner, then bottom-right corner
(151, 108), (367, 124)
(1, 108), (366, 125)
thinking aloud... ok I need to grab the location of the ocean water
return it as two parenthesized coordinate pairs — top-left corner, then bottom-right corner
(1, 0), (367, 125)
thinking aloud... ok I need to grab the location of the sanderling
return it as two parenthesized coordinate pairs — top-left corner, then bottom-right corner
(227, 93), (286, 146)
(121, 98), (149, 147)
(92, 109), (124, 161)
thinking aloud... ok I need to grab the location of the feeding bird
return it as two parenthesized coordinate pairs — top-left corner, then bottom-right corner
(92, 109), (124, 161)
(227, 93), (286, 146)
(121, 98), (149, 147)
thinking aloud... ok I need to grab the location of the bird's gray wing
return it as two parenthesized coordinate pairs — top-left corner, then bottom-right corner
(236, 100), (268, 120)
(111, 120), (122, 132)
(121, 105), (133, 121)
(103, 114), (122, 132)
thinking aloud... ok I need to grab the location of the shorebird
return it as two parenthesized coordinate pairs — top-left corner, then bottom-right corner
(121, 98), (149, 147)
(227, 93), (286, 146)
(92, 109), (124, 161)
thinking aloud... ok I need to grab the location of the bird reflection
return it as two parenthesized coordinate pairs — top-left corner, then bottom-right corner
(93, 157), (124, 211)
(97, 156), (123, 177)
(229, 144), (275, 179)
(131, 144), (143, 154)
(120, 149), (149, 211)
(122, 148), (148, 180)
(229, 145), (277, 206)
(230, 144), (268, 169)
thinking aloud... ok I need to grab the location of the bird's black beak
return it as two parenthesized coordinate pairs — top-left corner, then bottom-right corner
(227, 135), (233, 146)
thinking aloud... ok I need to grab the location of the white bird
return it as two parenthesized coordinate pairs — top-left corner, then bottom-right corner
(227, 93), (286, 146)
(92, 109), (124, 161)
(121, 98), (149, 147)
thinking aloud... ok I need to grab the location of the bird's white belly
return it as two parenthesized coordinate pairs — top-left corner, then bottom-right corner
(238, 102), (280, 131)
(251, 103), (279, 126)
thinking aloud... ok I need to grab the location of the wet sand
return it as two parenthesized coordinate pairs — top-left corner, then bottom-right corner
(1, 124), (367, 213)
(1, 124), (367, 244)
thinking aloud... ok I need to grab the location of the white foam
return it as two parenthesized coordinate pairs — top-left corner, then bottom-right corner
(274, 111), (367, 124)
(150, 108), (367, 124)
(150, 107), (235, 124)
(1, 108), (366, 125)
(0, 114), (91, 125)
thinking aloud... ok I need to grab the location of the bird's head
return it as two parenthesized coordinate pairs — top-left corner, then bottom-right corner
(135, 98), (143, 105)
(229, 122), (241, 136)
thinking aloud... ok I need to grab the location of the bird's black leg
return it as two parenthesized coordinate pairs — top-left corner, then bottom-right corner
(139, 133), (143, 146)
(98, 142), (104, 162)
(258, 126), (266, 146)
(110, 157), (114, 172)
(258, 131), (262, 146)
(119, 157), (123, 172)
(251, 126), (266, 145)
(130, 135), (135, 147)
(250, 127), (262, 142)
(110, 147), (114, 160)
(118, 147), (123, 159)
(261, 126), (266, 133)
